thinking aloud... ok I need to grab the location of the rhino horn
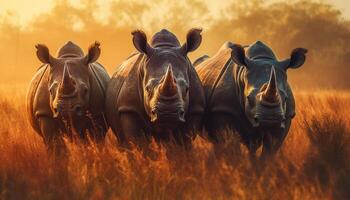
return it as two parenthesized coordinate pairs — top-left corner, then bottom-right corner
(160, 64), (177, 97)
(262, 66), (280, 103)
(60, 64), (75, 95)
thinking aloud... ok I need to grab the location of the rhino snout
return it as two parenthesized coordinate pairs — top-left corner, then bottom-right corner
(53, 103), (85, 117)
(150, 105), (185, 124)
(253, 101), (285, 128)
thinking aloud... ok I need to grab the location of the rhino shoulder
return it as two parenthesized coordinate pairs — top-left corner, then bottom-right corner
(26, 64), (52, 133)
(209, 59), (238, 115)
(116, 54), (145, 114)
(106, 53), (145, 119)
(88, 62), (110, 114)
(188, 66), (206, 115)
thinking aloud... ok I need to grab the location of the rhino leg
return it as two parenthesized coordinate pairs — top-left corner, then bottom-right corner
(261, 132), (278, 159)
(205, 113), (235, 143)
(38, 117), (67, 158)
(87, 114), (108, 144)
(119, 112), (148, 149)
(178, 114), (203, 148)
(261, 119), (292, 158)
(169, 130), (191, 149)
(38, 117), (71, 194)
(275, 119), (292, 150)
(245, 137), (261, 158)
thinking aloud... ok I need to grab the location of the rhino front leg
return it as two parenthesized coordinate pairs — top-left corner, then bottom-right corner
(261, 119), (292, 158)
(272, 119), (291, 152)
(38, 117), (72, 195)
(261, 131), (287, 159)
(178, 114), (203, 148)
(187, 114), (203, 136)
(119, 112), (148, 149)
(87, 114), (108, 144)
(205, 113), (235, 143)
(38, 116), (67, 159)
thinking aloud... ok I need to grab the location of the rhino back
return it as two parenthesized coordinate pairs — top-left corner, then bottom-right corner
(196, 42), (240, 114)
(196, 42), (232, 99)
(26, 65), (51, 135)
(193, 55), (209, 67)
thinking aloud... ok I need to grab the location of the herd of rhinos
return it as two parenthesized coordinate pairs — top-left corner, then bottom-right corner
(26, 28), (307, 158)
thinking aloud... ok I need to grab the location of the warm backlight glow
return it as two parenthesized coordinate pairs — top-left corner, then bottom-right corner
(0, 0), (349, 89)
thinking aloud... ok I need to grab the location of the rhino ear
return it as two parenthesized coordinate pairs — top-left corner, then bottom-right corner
(180, 28), (202, 54)
(287, 48), (307, 69)
(229, 43), (246, 66)
(85, 41), (101, 64)
(132, 30), (154, 56)
(36, 44), (54, 64)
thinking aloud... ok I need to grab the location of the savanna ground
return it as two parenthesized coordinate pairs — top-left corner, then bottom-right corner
(0, 85), (349, 200)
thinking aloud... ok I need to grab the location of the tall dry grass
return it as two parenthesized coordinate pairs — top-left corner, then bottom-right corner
(0, 87), (349, 200)
(1, 0), (350, 89)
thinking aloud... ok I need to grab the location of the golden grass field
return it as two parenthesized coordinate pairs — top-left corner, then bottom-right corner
(0, 85), (349, 200)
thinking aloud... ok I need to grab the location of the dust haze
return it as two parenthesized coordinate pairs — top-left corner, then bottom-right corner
(0, 0), (349, 89)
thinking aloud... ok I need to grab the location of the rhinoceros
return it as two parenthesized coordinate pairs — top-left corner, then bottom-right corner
(195, 41), (307, 157)
(27, 41), (110, 152)
(105, 29), (205, 147)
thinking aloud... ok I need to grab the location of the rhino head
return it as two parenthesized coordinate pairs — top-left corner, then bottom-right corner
(230, 41), (307, 128)
(132, 29), (202, 128)
(35, 41), (101, 118)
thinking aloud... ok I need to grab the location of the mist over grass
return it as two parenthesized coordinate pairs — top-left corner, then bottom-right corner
(0, 0), (350, 89)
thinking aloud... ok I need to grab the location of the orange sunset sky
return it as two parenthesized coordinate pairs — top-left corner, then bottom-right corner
(1, 0), (349, 26)
(0, 0), (350, 89)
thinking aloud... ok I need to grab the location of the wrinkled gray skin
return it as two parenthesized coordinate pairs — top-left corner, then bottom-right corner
(27, 41), (110, 154)
(105, 29), (205, 148)
(195, 41), (307, 157)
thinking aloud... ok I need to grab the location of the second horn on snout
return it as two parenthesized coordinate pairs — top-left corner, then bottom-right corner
(159, 64), (177, 97)
(262, 66), (280, 103)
